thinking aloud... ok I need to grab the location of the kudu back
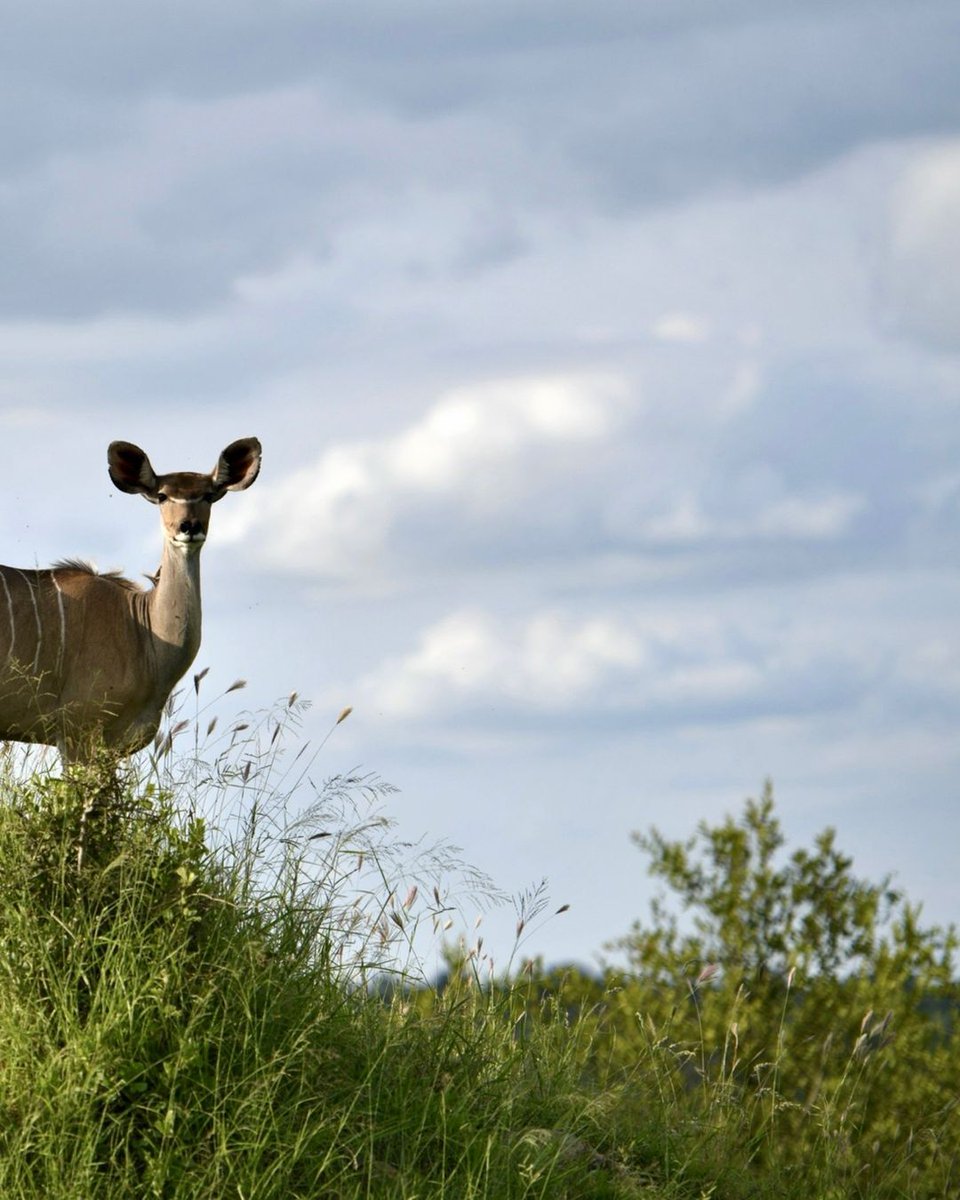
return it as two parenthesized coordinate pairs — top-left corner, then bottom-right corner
(0, 438), (261, 764)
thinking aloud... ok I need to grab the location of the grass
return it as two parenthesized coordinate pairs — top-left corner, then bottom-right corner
(0, 692), (952, 1198)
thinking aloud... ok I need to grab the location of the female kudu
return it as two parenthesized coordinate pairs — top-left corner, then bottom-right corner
(0, 438), (261, 764)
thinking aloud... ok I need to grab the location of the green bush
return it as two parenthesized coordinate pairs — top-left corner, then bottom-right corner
(529, 783), (960, 1198)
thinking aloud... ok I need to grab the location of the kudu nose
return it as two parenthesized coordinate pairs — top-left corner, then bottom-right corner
(179, 519), (204, 538)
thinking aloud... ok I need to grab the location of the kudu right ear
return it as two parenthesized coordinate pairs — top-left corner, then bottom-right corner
(108, 442), (160, 497)
(211, 437), (262, 497)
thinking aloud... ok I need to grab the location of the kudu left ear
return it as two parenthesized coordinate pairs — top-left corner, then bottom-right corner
(211, 437), (262, 497)
(108, 441), (159, 496)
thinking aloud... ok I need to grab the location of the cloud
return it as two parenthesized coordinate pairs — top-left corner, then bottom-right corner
(0, 85), (364, 318)
(359, 609), (644, 718)
(1, 3), (957, 321)
(389, 375), (616, 490)
(555, 2), (960, 208)
(218, 372), (629, 579)
(884, 139), (960, 351)
(651, 313), (712, 344)
(351, 599), (885, 728)
(636, 489), (865, 545)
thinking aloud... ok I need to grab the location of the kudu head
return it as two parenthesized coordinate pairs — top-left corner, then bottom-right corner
(107, 438), (262, 548)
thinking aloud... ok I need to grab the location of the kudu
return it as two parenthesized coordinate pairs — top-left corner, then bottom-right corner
(0, 438), (261, 765)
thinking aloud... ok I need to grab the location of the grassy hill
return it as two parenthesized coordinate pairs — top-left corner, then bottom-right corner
(0, 712), (954, 1198)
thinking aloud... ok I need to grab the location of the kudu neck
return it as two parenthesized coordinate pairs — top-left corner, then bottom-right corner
(148, 539), (204, 667)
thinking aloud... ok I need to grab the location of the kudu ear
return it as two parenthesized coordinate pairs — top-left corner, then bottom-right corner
(211, 437), (262, 498)
(108, 441), (160, 497)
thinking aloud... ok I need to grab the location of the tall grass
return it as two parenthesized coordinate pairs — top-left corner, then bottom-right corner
(0, 687), (949, 1198)
(0, 692), (640, 1198)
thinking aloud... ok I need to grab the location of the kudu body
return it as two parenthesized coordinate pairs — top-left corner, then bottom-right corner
(0, 438), (261, 764)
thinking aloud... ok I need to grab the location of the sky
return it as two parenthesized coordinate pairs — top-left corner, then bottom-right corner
(1, 0), (959, 972)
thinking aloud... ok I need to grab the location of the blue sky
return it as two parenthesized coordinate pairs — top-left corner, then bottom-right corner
(1, 0), (959, 970)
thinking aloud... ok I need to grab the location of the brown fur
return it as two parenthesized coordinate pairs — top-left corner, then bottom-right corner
(51, 559), (146, 592)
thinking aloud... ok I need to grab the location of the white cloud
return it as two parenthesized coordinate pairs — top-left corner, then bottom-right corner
(754, 493), (865, 539)
(885, 139), (960, 350)
(218, 372), (629, 577)
(352, 600), (877, 725)
(631, 488), (864, 546)
(651, 312), (712, 344)
(390, 376), (617, 491)
(358, 608), (649, 718)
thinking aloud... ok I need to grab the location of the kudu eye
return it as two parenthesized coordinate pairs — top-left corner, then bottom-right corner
(156, 492), (168, 504)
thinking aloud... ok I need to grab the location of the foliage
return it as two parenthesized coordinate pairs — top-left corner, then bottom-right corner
(586, 782), (959, 1197)
(403, 785), (960, 1199)
(0, 696), (956, 1200)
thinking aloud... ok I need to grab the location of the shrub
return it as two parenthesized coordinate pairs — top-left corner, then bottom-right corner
(591, 783), (960, 1196)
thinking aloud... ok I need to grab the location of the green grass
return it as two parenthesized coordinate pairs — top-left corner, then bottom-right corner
(0, 703), (952, 1198)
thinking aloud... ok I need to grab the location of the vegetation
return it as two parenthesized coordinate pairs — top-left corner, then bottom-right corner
(0, 697), (954, 1198)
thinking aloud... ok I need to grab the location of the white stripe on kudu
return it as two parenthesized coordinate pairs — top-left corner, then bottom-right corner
(0, 438), (261, 765)
(52, 572), (66, 682)
(17, 570), (43, 675)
